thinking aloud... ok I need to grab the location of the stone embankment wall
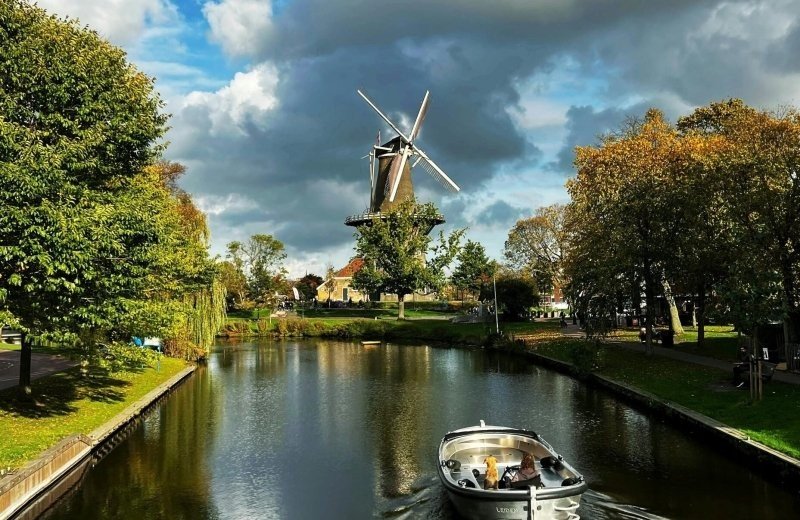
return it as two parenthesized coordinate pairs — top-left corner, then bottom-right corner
(0, 365), (195, 520)
(524, 350), (800, 487)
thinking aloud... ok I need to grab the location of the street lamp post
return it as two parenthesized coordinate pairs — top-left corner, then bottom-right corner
(493, 273), (499, 334)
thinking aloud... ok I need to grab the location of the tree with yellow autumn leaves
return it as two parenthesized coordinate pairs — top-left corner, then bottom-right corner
(561, 99), (800, 363)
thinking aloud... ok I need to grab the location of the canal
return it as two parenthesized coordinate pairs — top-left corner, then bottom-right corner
(44, 339), (800, 519)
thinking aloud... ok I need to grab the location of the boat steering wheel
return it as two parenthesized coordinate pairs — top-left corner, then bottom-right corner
(500, 464), (520, 487)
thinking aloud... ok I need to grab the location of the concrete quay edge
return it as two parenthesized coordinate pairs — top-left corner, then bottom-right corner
(522, 349), (800, 486)
(88, 365), (195, 444)
(0, 364), (196, 520)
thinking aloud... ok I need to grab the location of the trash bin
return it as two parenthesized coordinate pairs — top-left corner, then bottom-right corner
(660, 329), (674, 348)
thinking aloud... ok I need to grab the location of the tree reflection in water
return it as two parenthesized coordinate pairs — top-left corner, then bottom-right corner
(44, 339), (800, 519)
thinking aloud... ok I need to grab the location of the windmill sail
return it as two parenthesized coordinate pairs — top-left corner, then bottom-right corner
(414, 150), (459, 193)
(357, 88), (460, 206)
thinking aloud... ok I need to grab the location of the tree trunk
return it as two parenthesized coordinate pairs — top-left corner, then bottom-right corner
(661, 279), (684, 335)
(697, 283), (706, 349)
(780, 253), (799, 368)
(644, 274), (656, 355)
(398, 296), (405, 320)
(631, 272), (642, 318)
(18, 332), (32, 398)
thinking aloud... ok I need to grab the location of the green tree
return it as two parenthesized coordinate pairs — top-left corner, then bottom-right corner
(679, 99), (800, 362)
(226, 234), (287, 305)
(351, 200), (463, 319)
(494, 270), (539, 320)
(218, 260), (247, 309)
(296, 273), (323, 301)
(323, 264), (338, 306)
(451, 240), (494, 301)
(141, 162), (225, 359)
(0, 1), (170, 395)
(504, 204), (568, 295)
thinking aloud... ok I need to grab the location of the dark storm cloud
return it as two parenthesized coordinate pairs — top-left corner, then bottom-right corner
(549, 97), (703, 175)
(582, 0), (800, 107)
(171, 0), (800, 261)
(258, 0), (710, 62)
(548, 104), (643, 174)
(171, 42), (542, 252)
(766, 21), (800, 73)
(475, 201), (525, 227)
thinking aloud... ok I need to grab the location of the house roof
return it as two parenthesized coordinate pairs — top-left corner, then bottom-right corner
(336, 257), (364, 278)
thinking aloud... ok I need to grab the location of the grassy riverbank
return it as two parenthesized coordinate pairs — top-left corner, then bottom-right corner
(530, 337), (800, 459)
(226, 314), (800, 458)
(0, 357), (187, 471)
(222, 307), (557, 345)
(3, 318), (797, 472)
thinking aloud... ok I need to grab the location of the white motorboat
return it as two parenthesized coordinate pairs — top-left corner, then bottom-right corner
(437, 421), (587, 519)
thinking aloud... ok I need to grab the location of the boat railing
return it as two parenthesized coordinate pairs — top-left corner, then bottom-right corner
(554, 499), (580, 519)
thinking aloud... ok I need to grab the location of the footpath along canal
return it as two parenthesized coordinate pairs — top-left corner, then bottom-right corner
(42, 339), (800, 519)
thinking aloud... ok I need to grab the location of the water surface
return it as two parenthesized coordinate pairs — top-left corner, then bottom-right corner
(45, 339), (800, 519)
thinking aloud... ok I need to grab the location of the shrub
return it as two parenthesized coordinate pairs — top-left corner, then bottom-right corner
(162, 337), (207, 361)
(221, 320), (251, 336)
(92, 342), (161, 372)
(568, 341), (604, 374)
(256, 318), (272, 335)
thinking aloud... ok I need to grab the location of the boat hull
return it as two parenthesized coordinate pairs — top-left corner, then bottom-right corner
(437, 425), (586, 520)
(445, 487), (582, 520)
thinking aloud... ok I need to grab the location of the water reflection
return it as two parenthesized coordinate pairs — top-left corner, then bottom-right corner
(45, 339), (800, 519)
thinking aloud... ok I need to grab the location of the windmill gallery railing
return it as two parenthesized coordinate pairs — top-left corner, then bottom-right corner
(344, 210), (445, 231)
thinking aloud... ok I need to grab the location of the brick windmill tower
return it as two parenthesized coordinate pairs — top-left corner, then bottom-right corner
(344, 90), (460, 231)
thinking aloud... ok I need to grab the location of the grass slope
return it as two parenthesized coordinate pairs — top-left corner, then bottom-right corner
(0, 357), (186, 470)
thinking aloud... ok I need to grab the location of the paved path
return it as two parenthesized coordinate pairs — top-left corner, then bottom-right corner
(0, 350), (78, 391)
(560, 323), (800, 385)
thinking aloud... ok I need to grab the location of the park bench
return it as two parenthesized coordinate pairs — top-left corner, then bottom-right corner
(0, 326), (22, 344)
(733, 358), (776, 387)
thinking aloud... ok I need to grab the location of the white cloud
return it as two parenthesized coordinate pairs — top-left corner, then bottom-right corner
(696, 0), (794, 45)
(34, 0), (179, 46)
(509, 97), (567, 130)
(182, 63), (280, 136)
(203, 0), (273, 57)
(194, 193), (260, 216)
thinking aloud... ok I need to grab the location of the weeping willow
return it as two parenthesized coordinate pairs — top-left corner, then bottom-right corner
(183, 277), (227, 354)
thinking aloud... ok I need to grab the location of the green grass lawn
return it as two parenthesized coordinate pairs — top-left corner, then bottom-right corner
(611, 324), (742, 361)
(533, 340), (800, 459)
(0, 357), (188, 471)
(3, 319), (795, 475)
(228, 306), (456, 321)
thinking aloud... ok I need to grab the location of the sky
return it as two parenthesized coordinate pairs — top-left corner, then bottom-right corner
(33, 0), (800, 277)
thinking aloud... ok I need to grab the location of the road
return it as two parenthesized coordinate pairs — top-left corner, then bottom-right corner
(0, 350), (78, 391)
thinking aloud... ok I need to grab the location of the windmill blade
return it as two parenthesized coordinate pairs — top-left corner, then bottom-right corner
(375, 145), (393, 151)
(414, 147), (460, 193)
(369, 150), (376, 196)
(386, 145), (412, 202)
(357, 90), (410, 142)
(409, 90), (430, 141)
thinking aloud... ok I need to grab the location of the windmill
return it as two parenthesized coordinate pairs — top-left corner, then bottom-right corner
(345, 90), (460, 229)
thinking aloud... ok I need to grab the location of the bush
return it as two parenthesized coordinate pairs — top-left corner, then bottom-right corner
(221, 320), (252, 336)
(162, 337), (206, 361)
(568, 341), (604, 374)
(92, 342), (160, 372)
(274, 317), (328, 337)
(320, 320), (387, 339)
(256, 318), (271, 335)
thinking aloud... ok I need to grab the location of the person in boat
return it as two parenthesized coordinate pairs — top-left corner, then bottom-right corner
(483, 454), (499, 489)
(511, 452), (539, 484)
